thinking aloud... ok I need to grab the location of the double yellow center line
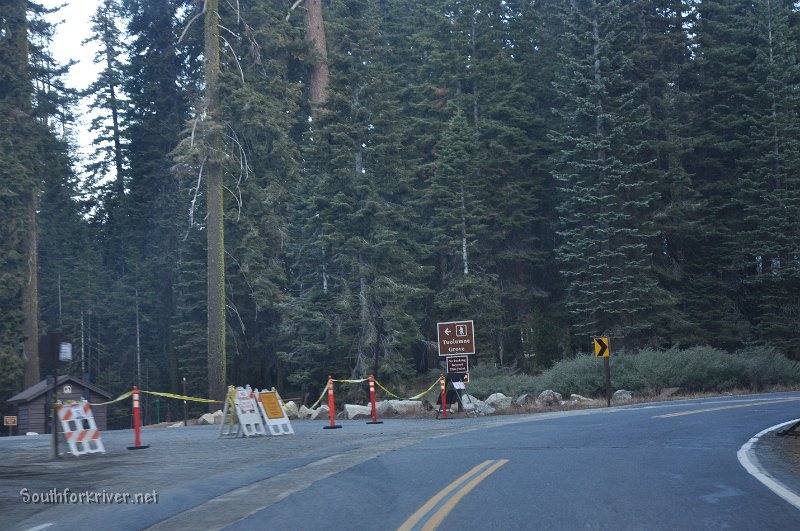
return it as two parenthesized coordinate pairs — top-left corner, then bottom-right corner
(398, 459), (509, 531)
(653, 397), (800, 418)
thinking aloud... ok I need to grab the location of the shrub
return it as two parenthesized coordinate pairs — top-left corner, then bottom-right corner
(463, 363), (538, 400)
(737, 346), (800, 390)
(414, 345), (800, 403)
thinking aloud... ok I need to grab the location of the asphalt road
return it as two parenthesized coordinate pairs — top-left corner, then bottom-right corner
(3, 392), (800, 530)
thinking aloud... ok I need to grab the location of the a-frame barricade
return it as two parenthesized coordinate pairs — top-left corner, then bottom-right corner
(219, 388), (241, 438)
(218, 386), (267, 438)
(255, 389), (294, 436)
(58, 400), (106, 456)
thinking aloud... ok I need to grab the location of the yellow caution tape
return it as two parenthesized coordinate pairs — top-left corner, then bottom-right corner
(140, 390), (224, 403)
(373, 378), (440, 401)
(407, 378), (441, 400)
(226, 388), (236, 428)
(89, 390), (134, 406)
(305, 375), (442, 411)
(373, 380), (400, 399)
(308, 386), (328, 410)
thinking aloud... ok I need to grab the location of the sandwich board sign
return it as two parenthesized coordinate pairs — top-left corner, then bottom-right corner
(255, 390), (294, 436)
(437, 320), (475, 356)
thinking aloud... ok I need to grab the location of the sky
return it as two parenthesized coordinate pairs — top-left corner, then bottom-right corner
(42, 0), (104, 168)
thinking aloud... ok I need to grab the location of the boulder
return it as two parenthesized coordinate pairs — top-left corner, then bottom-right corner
(612, 389), (633, 402)
(298, 405), (315, 420)
(376, 400), (395, 417)
(282, 401), (300, 419)
(167, 422), (184, 428)
(569, 394), (594, 403)
(344, 404), (373, 420)
(485, 393), (513, 410)
(387, 400), (423, 416)
(537, 390), (563, 407)
(198, 413), (215, 425)
(212, 410), (224, 424)
(310, 404), (329, 420)
(514, 393), (536, 407)
(461, 394), (496, 416)
(569, 395), (598, 406)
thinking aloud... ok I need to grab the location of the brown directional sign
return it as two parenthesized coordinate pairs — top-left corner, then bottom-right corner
(446, 355), (469, 374)
(437, 320), (475, 356)
(4, 416), (17, 426)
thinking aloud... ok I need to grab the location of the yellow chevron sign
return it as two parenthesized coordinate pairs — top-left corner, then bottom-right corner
(594, 337), (610, 358)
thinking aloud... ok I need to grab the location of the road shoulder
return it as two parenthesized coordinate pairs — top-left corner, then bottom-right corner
(739, 418), (800, 510)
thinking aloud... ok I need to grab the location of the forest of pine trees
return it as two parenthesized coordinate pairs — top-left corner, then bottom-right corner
(1, 0), (799, 420)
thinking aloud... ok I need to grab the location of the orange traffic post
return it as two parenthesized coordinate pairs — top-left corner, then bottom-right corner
(127, 386), (150, 450)
(366, 375), (383, 425)
(438, 374), (449, 420)
(323, 376), (342, 430)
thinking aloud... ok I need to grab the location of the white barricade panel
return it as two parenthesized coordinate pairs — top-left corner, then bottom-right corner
(255, 390), (294, 436)
(234, 387), (266, 437)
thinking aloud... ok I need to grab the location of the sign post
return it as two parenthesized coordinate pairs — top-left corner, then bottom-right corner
(4, 416), (16, 437)
(436, 321), (475, 417)
(594, 337), (612, 407)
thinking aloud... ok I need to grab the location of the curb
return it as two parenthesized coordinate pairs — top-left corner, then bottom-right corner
(737, 418), (800, 510)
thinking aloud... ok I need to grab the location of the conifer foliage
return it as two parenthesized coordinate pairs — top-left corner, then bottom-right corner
(2, 0), (800, 420)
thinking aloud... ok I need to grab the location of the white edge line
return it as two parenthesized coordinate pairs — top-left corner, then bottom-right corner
(737, 418), (800, 511)
(22, 524), (54, 531)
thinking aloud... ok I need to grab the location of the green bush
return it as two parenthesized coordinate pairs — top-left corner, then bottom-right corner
(535, 355), (605, 397)
(460, 346), (800, 400)
(737, 346), (800, 390)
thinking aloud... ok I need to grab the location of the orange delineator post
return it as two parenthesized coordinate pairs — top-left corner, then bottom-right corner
(439, 374), (448, 419)
(323, 376), (342, 429)
(366, 375), (383, 425)
(127, 386), (150, 450)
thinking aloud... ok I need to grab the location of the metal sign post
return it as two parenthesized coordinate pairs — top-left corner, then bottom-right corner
(594, 337), (612, 407)
(4, 416), (16, 436)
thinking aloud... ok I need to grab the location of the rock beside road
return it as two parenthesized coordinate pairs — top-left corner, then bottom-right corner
(462, 394), (496, 416)
(485, 393), (513, 410)
(537, 390), (564, 407)
(613, 389), (633, 401)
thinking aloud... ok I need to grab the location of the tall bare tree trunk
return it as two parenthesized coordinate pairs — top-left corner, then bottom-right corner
(303, 0), (328, 117)
(22, 190), (39, 387)
(9, 0), (40, 387)
(205, 0), (226, 406)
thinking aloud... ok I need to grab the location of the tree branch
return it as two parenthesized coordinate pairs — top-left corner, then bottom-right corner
(286, 0), (307, 22)
(178, 0), (207, 44)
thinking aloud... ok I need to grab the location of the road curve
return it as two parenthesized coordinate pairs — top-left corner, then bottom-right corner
(5, 392), (800, 530)
(225, 393), (800, 530)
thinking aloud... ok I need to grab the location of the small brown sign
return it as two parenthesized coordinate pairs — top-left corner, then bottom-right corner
(446, 355), (469, 374)
(437, 320), (475, 356)
(4, 416), (17, 427)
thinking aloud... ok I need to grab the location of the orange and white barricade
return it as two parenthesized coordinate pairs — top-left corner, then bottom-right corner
(58, 400), (105, 456)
